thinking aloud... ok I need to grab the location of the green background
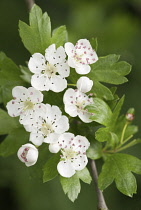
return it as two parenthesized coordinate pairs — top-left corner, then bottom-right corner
(0, 0), (141, 209)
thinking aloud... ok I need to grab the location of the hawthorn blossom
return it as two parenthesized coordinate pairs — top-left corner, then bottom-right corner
(63, 88), (93, 123)
(24, 104), (69, 146)
(50, 133), (90, 178)
(65, 39), (98, 74)
(76, 76), (93, 93)
(17, 143), (38, 167)
(28, 44), (70, 92)
(6, 86), (45, 125)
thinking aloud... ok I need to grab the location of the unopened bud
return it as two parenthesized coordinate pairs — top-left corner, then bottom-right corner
(126, 108), (135, 121)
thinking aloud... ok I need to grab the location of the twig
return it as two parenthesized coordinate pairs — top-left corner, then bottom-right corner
(25, 0), (35, 11)
(90, 159), (108, 210)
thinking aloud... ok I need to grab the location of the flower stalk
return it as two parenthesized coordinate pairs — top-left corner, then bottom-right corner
(90, 159), (108, 210)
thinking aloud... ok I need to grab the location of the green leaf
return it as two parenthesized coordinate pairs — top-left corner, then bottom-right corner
(20, 65), (32, 83)
(86, 97), (112, 126)
(92, 80), (114, 100)
(110, 96), (125, 128)
(19, 4), (51, 54)
(124, 125), (138, 140)
(76, 167), (92, 184)
(95, 127), (111, 142)
(88, 55), (131, 100)
(0, 109), (29, 157)
(0, 127), (29, 157)
(51, 26), (68, 48)
(60, 174), (81, 202)
(89, 37), (98, 51)
(98, 153), (141, 197)
(87, 141), (102, 160)
(28, 144), (50, 181)
(43, 153), (60, 183)
(0, 108), (19, 135)
(0, 52), (25, 105)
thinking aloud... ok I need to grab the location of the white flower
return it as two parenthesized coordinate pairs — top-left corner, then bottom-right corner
(65, 39), (98, 74)
(63, 88), (93, 123)
(76, 76), (93, 93)
(28, 44), (70, 92)
(50, 133), (90, 178)
(6, 86), (45, 125)
(17, 143), (38, 167)
(25, 104), (69, 146)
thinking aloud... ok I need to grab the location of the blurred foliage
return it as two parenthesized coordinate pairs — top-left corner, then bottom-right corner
(0, 0), (141, 209)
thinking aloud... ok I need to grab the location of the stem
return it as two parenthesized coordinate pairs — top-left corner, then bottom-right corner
(25, 0), (35, 11)
(67, 83), (76, 87)
(90, 160), (108, 210)
(120, 122), (128, 144)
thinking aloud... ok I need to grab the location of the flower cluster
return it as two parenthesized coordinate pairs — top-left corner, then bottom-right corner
(6, 39), (98, 178)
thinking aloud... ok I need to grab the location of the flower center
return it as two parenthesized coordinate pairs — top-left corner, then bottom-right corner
(24, 101), (34, 111)
(41, 123), (53, 136)
(76, 100), (86, 110)
(61, 148), (77, 160)
(42, 63), (56, 77)
(73, 53), (83, 63)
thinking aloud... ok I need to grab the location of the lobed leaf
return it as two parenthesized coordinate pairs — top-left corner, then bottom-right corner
(0, 108), (19, 135)
(0, 127), (29, 157)
(43, 153), (60, 183)
(51, 26), (68, 48)
(87, 141), (102, 160)
(86, 97), (112, 126)
(88, 55), (131, 100)
(76, 167), (92, 184)
(60, 174), (81, 202)
(19, 4), (51, 54)
(0, 52), (25, 105)
(98, 153), (141, 197)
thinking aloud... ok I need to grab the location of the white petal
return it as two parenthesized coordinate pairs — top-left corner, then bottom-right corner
(56, 62), (70, 77)
(73, 135), (90, 153)
(27, 87), (43, 103)
(31, 74), (50, 91)
(53, 116), (69, 134)
(57, 161), (75, 178)
(67, 57), (77, 68)
(44, 133), (60, 144)
(75, 64), (91, 75)
(57, 133), (75, 149)
(29, 133), (44, 146)
(64, 104), (78, 117)
(45, 45), (66, 65)
(28, 53), (46, 74)
(65, 42), (75, 57)
(71, 155), (88, 171)
(55, 46), (66, 61)
(49, 76), (67, 92)
(19, 110), (34, 125)
(23, 124), (33, 132)
(26, 148), (38, 166)
(33, 103), (47, 118)
(78, 111), (93, 123)
(46, 105), (62, 123)
(17, 147), (25, 163)
(63, 88), (76, 104)
(76, 76), (93, 93)
(12, 86), (28, 101)
(49, 143), (60, 153)
(6, 100), (22, 117)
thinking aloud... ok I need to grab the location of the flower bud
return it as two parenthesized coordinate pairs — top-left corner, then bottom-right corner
(126, 108), (135, 121)
(76, 76), (93, 93)
(17, 143), (38, 167)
